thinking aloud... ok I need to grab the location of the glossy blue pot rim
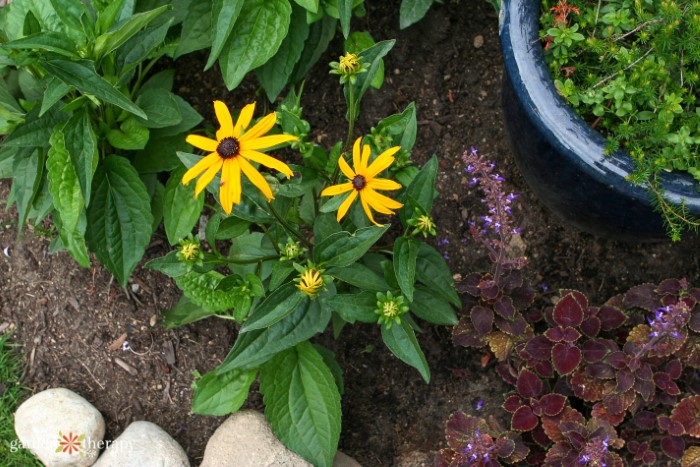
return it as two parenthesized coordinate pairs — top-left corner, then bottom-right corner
(499, 0), (700, 212)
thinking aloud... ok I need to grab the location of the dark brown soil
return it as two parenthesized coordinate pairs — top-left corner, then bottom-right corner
(2, 1), (699, 466)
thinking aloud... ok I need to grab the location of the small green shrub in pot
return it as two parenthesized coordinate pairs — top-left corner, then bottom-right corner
(540, 0), (700, 239)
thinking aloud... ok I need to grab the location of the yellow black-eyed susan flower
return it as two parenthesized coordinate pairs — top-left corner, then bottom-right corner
(296, 268), (324, 298)
(183, 101), (298, 214)
(321, 137), (404, 226)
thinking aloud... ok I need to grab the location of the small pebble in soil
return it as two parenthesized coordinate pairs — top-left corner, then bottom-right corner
(473, 35), (484, 48)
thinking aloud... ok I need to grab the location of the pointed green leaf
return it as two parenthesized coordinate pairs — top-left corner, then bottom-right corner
(290, 14), (336, 82)
(293, 0), (319, 13)
(327, 262), (388, 292)
(193, 368), (257, 416)
(314, 225), (389, 268)
(3, 107), (69, 148)
(47, 127), (84, 233)
(86, 155), (153, 286)
(10, 149), (41, 232)
(216, 299), (329, 372)
(394, 236), (419, 301)
(135, 89), (182, 128)
(219, 0), (291, 90)
(241, 283), (304, 332)
(338, 0), (352, 38)
(173, 0), (211, 58)
(205, 0), (245, 70)
(324, 291), (378, 324)
(260, 342), (341, 467)
(399, 0), (434, 29)
(107, 116), (149, 150)
(415, 242), (460, 307)
(93, 4), (170, 58)
(344, 40), (395, 121)
(115, 18), (173, 78)
(145, 250), (189, 278)
(62, 109), (98, 204)
(163, 295), (216, 329)
(3, 31), (79, 58)
(163, 166), (204, 245)
(381, 319), (430, 382)
(175, 270), (237, 312)
(270, 261), (295, 291)
(41, 59), (146, 118)
(39, 77), (71, 117)
(411, 286), (458, 325)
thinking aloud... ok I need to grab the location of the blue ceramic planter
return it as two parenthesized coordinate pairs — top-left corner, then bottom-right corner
(499, 0), (700, 241)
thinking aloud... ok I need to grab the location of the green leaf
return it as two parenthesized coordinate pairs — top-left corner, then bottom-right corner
(193, 368), (257, 416)
(338, 0), (352, 38)
(86, 155), (153, 286)
(148, 177), (165, 235)
(3, 31), (79, 58)
(174, 0), (211, 58)
(151, 94), (203, 136)
(260, 343), (341, 467)
(411, 286), (458, 325)
(241, 283), (304, 332)
(0, 78), (22, 114)
(313, 344), (344, 395)
(145, 250), (189, 278)
(344, 31), (383, 89)
(0, 0), (64, 42)
(293, 0), (319, 13)
(132, 133), (190, 173)
(93, 4), (170, 59)
(314, 225), (389, 268)
(97, 0), (125, 35)
(39, 77), (71, 117)
(219, 0), (291, 90)
(256, 3), (310, 102)
(399, 0), (434, 29)
(41, 59), (146, 118)
(324, 291), (378, 323)
(327, 262), (388, 292)
(216, 299), (329, 372)
(162, 294), (215, 328)
(291, 14), (336, 82)
(61, 109), (98, 205)
(47, 127), (84, 234)
(163, 166), (203, 245)
(205, 0), (245, 70)
(107, 116), (150, 150)
(393, 237), (419, 301)
(3, 107), (69, 148)
(402, 154), (438, 217)
(345, 40), (395, 121)
(381, 319), (430, 382)
(270, 260), (295, 291)
(175, 270), (237, 312)
(135, 89), (182, 129)
(415, 242), (460, 307)
(10, 149), (41, 232)
(374, 102), (417, 151)
(115, 18), (173, 78)
(54, 211), (90, 268)
(49, 0), (90, 41)
(215, 216), (251, 240)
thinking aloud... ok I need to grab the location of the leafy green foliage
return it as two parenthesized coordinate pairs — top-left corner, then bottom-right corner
(0, 0), (202, 285)
(540, 0), (700, 239)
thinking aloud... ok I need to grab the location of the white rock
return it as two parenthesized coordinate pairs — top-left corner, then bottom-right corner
(201, 410), (361, 467)
(14, 387), (105, 467)
(92, 421), (189, 467)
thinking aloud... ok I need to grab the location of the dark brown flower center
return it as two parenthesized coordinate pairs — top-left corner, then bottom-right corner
(217, 137), (240, 159)
(352, 175), (367, 190)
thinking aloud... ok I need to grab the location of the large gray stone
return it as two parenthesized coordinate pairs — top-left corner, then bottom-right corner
(92, 421), (189, 467)
(14, 387), (105, 467)
(200, 410), (361, 467)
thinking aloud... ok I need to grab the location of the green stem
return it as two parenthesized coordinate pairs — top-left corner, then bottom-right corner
(260, 224), (281, 254)
(215, 255), (279, 264)
(130, 57), (160, 98)
(267, 202), (312, 250)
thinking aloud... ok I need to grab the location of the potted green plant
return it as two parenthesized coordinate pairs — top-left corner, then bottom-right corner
(499, 0), (700, 241)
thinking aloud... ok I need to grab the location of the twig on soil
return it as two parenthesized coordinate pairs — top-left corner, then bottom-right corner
(78, 360), (105, 390)
(114, 357), (138, 376)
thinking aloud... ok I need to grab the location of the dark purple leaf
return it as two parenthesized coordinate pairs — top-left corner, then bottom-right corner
(665, 380), (681, 396)
(495, 437), (516, 458)
(689, 309), (700, 333)
(544, 327), (565, 342)
(523, 335), (553, 360)
(661, 436), (685, 459)
(553, 293), (584, 327)
(560, 289), (589, 309)
(502, 269), (524, 289)
(530, 424), (550, 447)
(479, 279), (500, 300)
(580, 316), (601, 337)
(616, 369), (635, 392)
(670, 395), (700, 437)
(623, 283), (658, 310)
(597, 305), (627, 330)
(654, 372), (672, 390)
(665, 359), (682, 379)
(495, 363), (517, 385)
(635, 378), (655, 402)
(642, 450), (656, 464)
(495, 314), (527, 335)
(586, 362), (615, 379)
(511, 405), (538, 431)
(493, 296), (516, 320)
(516, 369), (543, 398)
(552, 343), (581, 375)
(582, 339), (609, 363)
(452, 317), (487, 348)
(537, 393), (566, 417)
(632, 411), (657, 430)
(635, 363), (653, 381)
(456, 272), (481, 296)
(510, 284), (536, 310)
(560, 326), (581, 342)
(605, 351), (628, 369)
(657, 278), (682, 296)
(503, 394), (523, 413)
(445, 411), (476, 449)
(470, 305), (494, 337)
(532, 360), (554, 378)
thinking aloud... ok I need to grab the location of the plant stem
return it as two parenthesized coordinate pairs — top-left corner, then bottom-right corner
(215, 255), (280, 264)
(593, 48), (653, 88)
(260, 224), (281, 254)
(267, 202), (311, 250)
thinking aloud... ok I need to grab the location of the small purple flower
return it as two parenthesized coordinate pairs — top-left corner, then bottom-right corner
(468, 177), (479, 186)
(492, 173), (505, 181)
(506, 193), (519, 201)
(438, 238), (450, 248)
(476, 399), (484, 411)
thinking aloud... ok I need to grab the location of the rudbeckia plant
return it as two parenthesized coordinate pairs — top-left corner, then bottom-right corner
(147, 46), (460, 466)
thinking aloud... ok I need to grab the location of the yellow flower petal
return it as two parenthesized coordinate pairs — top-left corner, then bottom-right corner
(233, 102), (256, 138)
(241, 134), (298, 152)
(220, 159), (232, 215)
(214, 101), (234, 139)
(194, 159), (223, 197)
(186, 134), (218, 152)
(338, 156), (356, 180)
(241, 149), (294, 178)
(240, 112), (276, 142)
(369, 178), (402, 191)
(352, 137), (362, 172)
(230, 157), (242, 205)
(364, 187), (404, 210)
(239, 156), (273, 200)
(366, 146), (401, 179)
(359, 192), (381, 226)
(321, 182), (353, 197)
(360, 143), (371, 173)
(182, 153), (220, 185)
(337, 190), (358, 222)
(362, 189), (395, 215)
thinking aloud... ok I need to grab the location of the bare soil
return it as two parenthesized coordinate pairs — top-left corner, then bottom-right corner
(2, 1), (699, 465)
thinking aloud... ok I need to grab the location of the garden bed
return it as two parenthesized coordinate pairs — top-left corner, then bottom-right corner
(1, 1), (699, 465)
